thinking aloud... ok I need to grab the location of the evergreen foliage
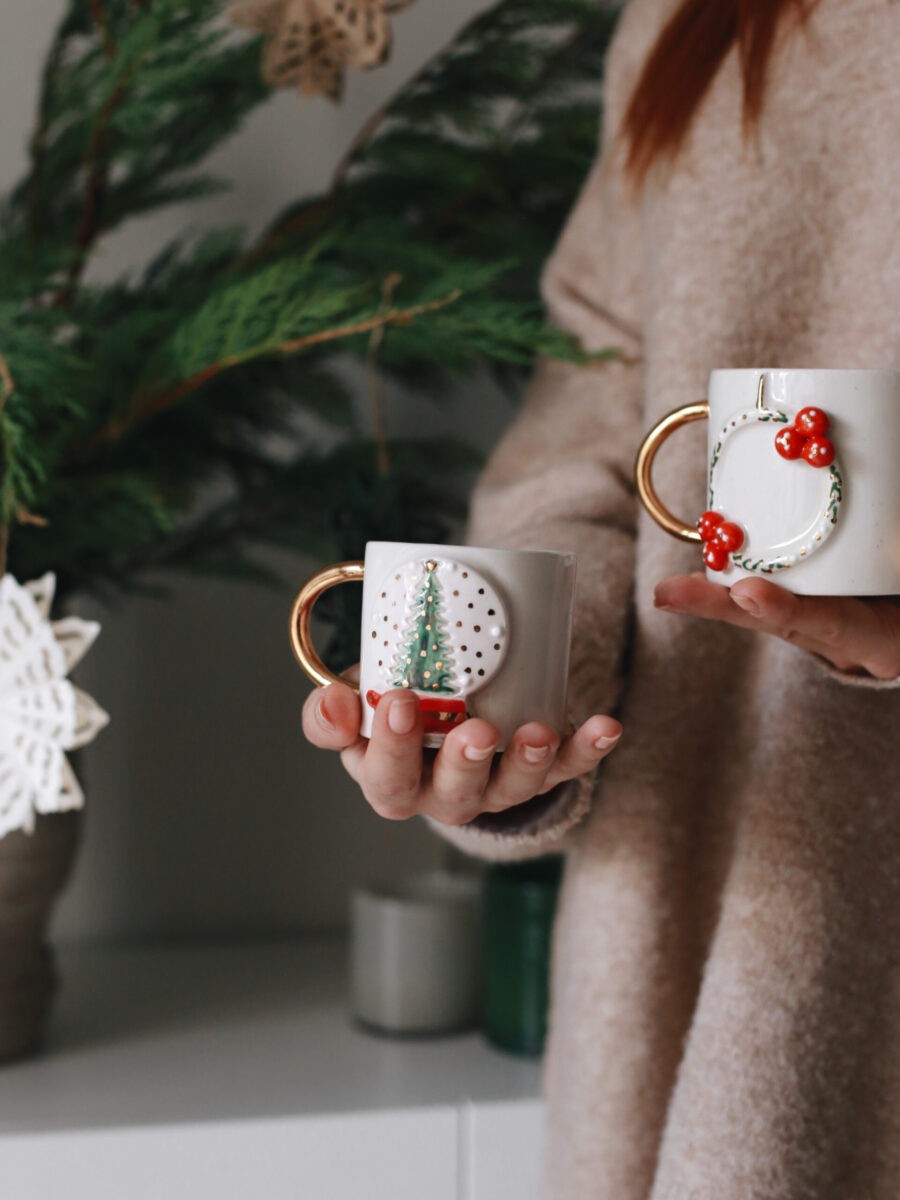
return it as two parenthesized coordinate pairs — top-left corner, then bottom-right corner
(0, 0), (622, 656)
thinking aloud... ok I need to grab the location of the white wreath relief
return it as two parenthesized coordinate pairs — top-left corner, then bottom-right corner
(707, 406), (843, 575)
(0, 573), (108, 838)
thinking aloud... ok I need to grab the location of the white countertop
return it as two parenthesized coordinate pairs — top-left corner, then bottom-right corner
(0, 937), (543, 1134)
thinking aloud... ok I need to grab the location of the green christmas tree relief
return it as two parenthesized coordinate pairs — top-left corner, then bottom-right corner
(394, 562), (457, 693)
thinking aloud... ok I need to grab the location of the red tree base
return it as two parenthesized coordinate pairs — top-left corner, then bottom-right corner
(366, 690), (468, 735)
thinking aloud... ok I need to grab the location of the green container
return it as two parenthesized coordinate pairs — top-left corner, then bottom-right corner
(483, 855), (564, 1056)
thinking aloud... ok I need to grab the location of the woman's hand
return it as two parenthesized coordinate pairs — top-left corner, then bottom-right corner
(655, 574), (900, 681)
(301, 674), (622, 828)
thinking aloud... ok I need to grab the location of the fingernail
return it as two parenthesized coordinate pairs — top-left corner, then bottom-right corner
(463, 743), (496, 763)
(731, 590), (760, 617)
(594, 733), (621, 751)
(522, 743), (551, 764)
(317, 697), (335, 730)
(655, 603), (676, 613)
(387, 696), (417, 735)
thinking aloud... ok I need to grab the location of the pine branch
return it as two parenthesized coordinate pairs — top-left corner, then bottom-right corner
(366, 272), (403, 478)
(24, 18), (72, 243)
(90, 0), (116, 60)
(0, 355), (17, 575)
(0, 357), (14, 407)
(501, 24), (595, 143)
(79, 287), (463, 451)
(53, 13), (132, 307)
(2, 0), (624, 600)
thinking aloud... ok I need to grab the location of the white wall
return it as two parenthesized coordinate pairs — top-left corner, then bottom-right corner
(0, 0), (512, 940)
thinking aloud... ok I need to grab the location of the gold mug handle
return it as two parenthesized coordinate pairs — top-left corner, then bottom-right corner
(634, 401), (709, 543)
(289, 560), (365, 690)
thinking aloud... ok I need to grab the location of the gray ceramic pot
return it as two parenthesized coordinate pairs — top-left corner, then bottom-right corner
(0, 810), (80, 1063)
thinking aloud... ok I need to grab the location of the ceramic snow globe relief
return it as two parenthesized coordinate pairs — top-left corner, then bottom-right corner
(291, 542), (577, 749)
(363, 555), (510, 744)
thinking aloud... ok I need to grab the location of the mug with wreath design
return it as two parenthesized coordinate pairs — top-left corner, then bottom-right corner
(636, 369), (900, 595)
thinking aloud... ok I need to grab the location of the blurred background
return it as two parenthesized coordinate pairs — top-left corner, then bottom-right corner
(0, 4), (621, 1192)
(1, 0), (510, 944)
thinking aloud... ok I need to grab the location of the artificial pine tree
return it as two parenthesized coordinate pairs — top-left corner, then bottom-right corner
(0, 0), (622, 662)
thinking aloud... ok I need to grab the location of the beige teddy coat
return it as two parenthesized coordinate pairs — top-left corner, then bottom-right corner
(429, 1), (900, 1197)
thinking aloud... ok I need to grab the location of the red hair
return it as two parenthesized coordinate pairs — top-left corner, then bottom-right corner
(622, 0), (819, 183)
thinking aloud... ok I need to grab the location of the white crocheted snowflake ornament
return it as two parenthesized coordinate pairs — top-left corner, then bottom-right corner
(0, 573), (108, 839)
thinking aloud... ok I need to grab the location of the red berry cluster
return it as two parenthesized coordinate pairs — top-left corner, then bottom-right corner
(696, 511), (745, 571)
(774, 407), (835, 467)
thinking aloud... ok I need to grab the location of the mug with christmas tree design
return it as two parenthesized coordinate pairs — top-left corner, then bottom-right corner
(290, 542), (576, 748)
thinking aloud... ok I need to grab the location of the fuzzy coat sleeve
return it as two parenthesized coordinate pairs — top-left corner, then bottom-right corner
(425, 75), (646, 862)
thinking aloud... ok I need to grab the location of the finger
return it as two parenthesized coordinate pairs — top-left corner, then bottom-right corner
(483, 722), (561, 814)
(654, 574), (765, 629)
(654, 573), (825, 644)
(656, 575), (900, 680)
(538, 715), (623, 794)
(427, 719), (502, 826)
(729, 580), (900, 679)
(339, 737), (368, 785)
(652, 575), (833, 665)
(301, 681), (362, 750)
(359, 690), (424, 820)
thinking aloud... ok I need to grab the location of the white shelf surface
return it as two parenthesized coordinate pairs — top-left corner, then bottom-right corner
(0, 938), (545, 1200)
(1, 937), (543, 1131)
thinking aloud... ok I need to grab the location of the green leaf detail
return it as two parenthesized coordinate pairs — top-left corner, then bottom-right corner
(732, 555), (789, 575)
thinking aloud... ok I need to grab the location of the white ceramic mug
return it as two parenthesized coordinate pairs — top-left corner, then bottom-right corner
(290, 541), (576, 748)
(350, 869), (483, 1036)
(636, 368), (900, 595)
